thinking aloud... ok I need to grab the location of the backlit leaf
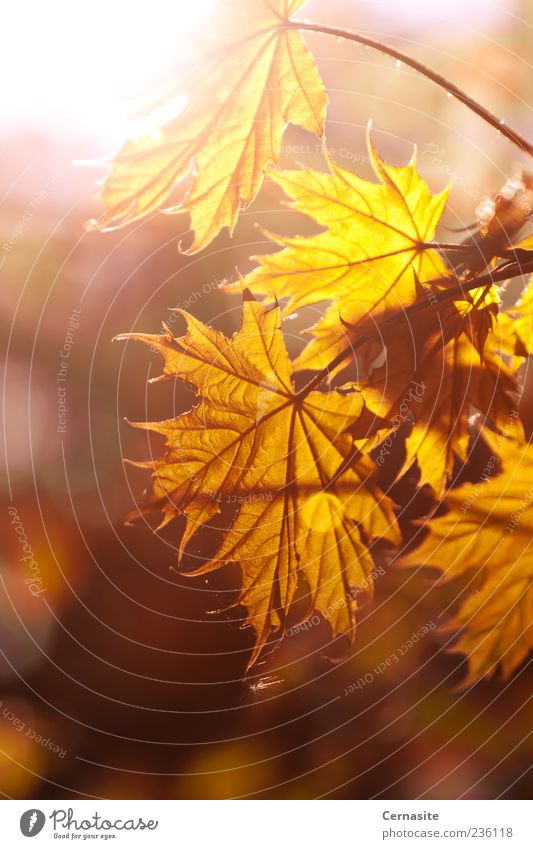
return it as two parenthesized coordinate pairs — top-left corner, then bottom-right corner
(240, 132), (450, 371)
(497, 275), (533, 359)
(403, 431), (533, 684)
(91, 0), (327, 253)
(118, 293), (399, 666)
(361, 295), (522, 494)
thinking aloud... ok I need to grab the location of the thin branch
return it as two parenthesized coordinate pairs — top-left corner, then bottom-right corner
(288, 20), (533, 158)
(428, 258), (533, 303)
(296, 258), (533, 397)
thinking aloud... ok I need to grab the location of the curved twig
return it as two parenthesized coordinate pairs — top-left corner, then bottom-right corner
(288, 19), (533, 158)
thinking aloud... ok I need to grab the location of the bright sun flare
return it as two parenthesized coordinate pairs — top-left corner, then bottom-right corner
(2, 0), (214, 142)
(3, 0), (514, 144)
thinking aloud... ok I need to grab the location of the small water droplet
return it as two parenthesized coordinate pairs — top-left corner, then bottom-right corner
(446, 91), (453, 99)
(286, 312), (299, 321)
(395, 59), (402, 68)
(501, 176), (523, 200)
(499, 118), (506, 126)
(476, 198), (495, 225)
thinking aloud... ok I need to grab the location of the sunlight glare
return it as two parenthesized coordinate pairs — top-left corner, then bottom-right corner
(2, 0), (214, 142)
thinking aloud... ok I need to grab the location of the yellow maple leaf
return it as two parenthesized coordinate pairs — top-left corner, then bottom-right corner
(363, 296), (522, 495)
(91, 0), (327, 253)
(117, 292), (399, 667)
(402, 431), (533, 684)
(240, 132), (450, 371)
(235, 125), (521, 495)
(495, 274), (533, 360)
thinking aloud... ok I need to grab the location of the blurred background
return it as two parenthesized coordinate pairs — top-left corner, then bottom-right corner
(1, 0), (532, 799)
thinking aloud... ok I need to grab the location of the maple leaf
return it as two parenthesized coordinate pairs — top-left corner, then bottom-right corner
(495, 274), (533, 359)
(91, 0), (327, 253)
(362, 292), (522, 495)
(235, 128), (522, 493)
(239, 132), (450, 371)
(402, 431), (533, 684)
(118, 292), (399, 666)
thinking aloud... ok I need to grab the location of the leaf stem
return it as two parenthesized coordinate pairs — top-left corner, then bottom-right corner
(288, 19), (533, 158)
(294, 337), (367, 398)
(421, 242), (481, 252)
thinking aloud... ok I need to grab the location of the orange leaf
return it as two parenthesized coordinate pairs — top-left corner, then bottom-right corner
(361, 297), (522, 495)
(239, 132), (450, 371)
(91, 0), (327, 253)
(402, 431), (533, 684)
(118, 292), (399, 667)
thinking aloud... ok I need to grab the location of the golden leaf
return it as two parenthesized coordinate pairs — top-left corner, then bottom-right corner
(497, 275), (533, 359)
(235, 130), (522, 493)
(403, 431), (533, 684)
(118, 292), (399, 667)
(91, 0), (327, 253)
(362, 296), (522, 495)
(239, 132), (450, 371)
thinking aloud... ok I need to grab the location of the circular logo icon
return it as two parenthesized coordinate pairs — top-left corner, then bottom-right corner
(20, 810), (46, 837)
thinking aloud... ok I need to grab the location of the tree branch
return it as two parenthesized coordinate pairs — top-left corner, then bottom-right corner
(296, 258), (533, 397)
(288, 19), (533, 158)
